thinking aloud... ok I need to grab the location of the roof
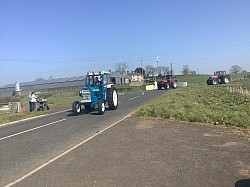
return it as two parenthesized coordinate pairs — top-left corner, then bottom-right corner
(0, 76), (84, 89)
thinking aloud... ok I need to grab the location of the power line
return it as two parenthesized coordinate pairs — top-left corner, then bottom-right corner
(1, 41), (250, 62)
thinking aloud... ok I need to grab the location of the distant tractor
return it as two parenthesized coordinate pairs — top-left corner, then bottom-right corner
(72, 71), (118, 115)
(157, 74), (177, 90)
(207, 70), (231, 85)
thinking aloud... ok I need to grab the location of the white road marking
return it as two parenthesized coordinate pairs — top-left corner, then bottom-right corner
(129, 96), (140, 100)
(0, 119), (66, 141)
(0, 109), (70, 127)
(4, 114), (131, 187)
(128, 91), (144, 100)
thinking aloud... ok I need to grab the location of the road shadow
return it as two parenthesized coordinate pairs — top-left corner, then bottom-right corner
(66, 107), (113, 117)
(235, 179), (250, 187)
(66, 109), (89, 117)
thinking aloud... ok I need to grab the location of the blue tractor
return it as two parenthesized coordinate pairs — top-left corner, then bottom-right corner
(72, 71), (118, 115)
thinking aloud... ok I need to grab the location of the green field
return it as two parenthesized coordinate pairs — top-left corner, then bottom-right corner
(134, 72), (250, 128)
(134, 84), (250, 128)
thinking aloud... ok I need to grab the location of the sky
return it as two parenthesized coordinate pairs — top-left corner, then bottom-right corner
(0, 0), (250, 86)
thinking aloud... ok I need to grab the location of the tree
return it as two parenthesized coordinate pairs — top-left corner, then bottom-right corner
(158, 66), (170, 75)
(115, 62), (128, 75)
(230, 65), (242, 73)
(145, 65), (155, 77)
(182, 65), (190, 75)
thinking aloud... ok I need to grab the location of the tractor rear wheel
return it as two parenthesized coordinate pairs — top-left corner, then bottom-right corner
(206, 80), (210, 85)
(98, 100), (105, 115)
(72, 101), (81, 115)
(107, 87), (118, 110)
(222, 77), (230, 84)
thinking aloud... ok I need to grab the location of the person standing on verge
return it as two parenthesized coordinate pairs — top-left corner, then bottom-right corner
(29, 92), (38, 112)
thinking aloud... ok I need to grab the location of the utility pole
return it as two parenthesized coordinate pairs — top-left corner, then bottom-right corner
(141, 59), (143, 75)
(155, 56), (159, 79)
(141, 59), (143, 81)
(170, 63), (173, 75)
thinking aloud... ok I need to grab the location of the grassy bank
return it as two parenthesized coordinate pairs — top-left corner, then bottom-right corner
(0, 91), (78, 124)
(134, 84), (250, 128)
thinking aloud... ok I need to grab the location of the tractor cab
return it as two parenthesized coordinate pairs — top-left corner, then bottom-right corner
(163, 74), (174, 81)
(85, 72), (110, 88)
(162, 74), (176, 83)
(214, 71), (227, 76)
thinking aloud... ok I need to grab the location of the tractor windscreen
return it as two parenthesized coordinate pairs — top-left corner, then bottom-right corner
(85, 75), (102, 86)
(165, 75), (172, 79)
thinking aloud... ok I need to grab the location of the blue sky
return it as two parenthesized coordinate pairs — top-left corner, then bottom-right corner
(0, 0), (250, 86)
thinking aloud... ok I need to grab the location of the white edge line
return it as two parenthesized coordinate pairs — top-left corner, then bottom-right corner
(0, 109), (70, 127)
(5, 113), (131, 187)
(0, 119), (66, 141)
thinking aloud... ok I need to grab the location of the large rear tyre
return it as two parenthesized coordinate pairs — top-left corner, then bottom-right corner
(72, 101), (81, 115)
(98, 100), (105, 115)
(222, 77), (230, 84)
(107, 87), (118, 110)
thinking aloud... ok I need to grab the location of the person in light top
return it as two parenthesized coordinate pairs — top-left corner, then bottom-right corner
(28, 91), (38, 112)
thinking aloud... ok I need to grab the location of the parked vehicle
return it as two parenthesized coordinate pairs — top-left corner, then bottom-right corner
(157, 74), (177, 90)
(207, 71), (231, 85)
(72, 71), (118, 115)
(37, 98), (49, 111)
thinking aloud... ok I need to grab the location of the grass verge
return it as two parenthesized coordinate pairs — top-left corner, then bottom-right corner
(134, 84), (250, 128)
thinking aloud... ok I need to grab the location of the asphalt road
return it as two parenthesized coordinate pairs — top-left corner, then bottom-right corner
(0, 90), (249, 187)
(0, 90), (167, 187)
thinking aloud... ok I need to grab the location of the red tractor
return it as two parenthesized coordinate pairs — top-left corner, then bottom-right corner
(207, 71), (231, 85)
(157, 74), (177, 90)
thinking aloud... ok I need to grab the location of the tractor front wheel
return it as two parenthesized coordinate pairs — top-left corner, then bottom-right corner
(72, 101), (81, 115)
(98, 100), (105, 115)
(212, 79), (218, 85)
(172, 81), (177, 89)
(164, 83), (170, 89)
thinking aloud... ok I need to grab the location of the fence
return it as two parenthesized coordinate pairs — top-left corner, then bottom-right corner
(0, 102), (21, 114)
(227, 86), (250, 97)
